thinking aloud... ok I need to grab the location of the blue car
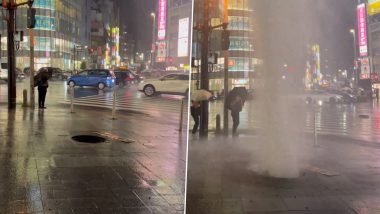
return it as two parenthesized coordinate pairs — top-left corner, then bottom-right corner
(67, 69), (116, 90)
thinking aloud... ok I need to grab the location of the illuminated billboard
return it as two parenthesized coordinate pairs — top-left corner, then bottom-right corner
(157, 0), (167, 41)
(360, 57), (371, 79)
(369, 0), (380, 16)
(178, 18), (189, 57)
(156, 41), (167, 62)
(358, 4), (368, 57)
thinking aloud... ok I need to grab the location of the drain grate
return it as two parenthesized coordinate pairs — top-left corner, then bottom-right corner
(72, 135), (106, 144)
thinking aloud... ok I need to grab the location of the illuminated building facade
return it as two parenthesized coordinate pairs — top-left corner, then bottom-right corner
(88, 0), (120, 69)
(0, 0), (86, 70)
(192, 0), (256, 92)
(155, 0), (192, 70)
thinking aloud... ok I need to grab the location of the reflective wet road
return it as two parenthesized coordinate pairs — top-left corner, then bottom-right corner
(0, 80), (187, 213)
(0, 80), (187, 120)
(204, 100), (380, 143)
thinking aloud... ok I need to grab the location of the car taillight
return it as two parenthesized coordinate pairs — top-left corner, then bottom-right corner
(125, 76), (133, 81)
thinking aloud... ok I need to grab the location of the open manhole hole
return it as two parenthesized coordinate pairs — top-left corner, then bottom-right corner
(72, 135), (106, 144)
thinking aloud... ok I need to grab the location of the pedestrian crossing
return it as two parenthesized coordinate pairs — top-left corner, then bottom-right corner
(60, 91), (188, 117)
(204, 101), (380, 143)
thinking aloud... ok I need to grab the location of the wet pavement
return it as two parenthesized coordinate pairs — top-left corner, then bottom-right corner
(187, 100), (380, 213)
(0, 96), (187, 213)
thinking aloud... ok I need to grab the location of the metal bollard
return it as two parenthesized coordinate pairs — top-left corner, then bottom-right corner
(216, 114), (221, 134)
(70, 87), (75, 113)
(22, 89), (27, 107)
(112, 90), (117, 120)
(179, 98), (184, 131)
(313, 107), (319, 147)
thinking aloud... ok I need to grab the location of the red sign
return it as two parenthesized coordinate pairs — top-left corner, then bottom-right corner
(157, 0), (167, 40)
(361, 73), (370, 79)
(357, 4), (368, 57)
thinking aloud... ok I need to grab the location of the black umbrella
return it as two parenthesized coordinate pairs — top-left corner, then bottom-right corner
(226, 87), (248, 103)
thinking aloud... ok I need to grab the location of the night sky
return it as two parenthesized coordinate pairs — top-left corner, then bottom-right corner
(117, 0), (357, 73)
(253, 0), (357, 76)
(117, 0), (156, 53)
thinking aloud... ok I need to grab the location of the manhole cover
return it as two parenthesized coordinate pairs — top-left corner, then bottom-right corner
(359, 115), (370, 119)
(72, 135), (106, 144)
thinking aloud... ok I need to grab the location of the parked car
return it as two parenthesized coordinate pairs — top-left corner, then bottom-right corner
(0, 63), (24, 82)
(138, 73), (189, 96)
(67, 69), (116, 90)
(37, 67), (68, 81)
(327, 89), (358, 103)
(303, 90), (344, 105)
(0, 59), (8, 81)
(16, 68), (25, 81)
(113, 69), (143, 87)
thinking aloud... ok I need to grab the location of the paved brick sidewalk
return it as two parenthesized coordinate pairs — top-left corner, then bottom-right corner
(0, 104), (187, 214)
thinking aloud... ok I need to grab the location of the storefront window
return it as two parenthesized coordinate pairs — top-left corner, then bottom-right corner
(230, 36), (253, 51)
(228, 16), (252, 31)
(229, 57), (250, 72)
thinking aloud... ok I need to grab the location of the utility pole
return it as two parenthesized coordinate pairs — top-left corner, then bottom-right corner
(29, 28), (34, 108)
(2, 0), (35, 109)
(6, 0), (16, 109)
(199, 0), (211, 137)
(73, 45), (76, 71)
(223, 0), (229, 135)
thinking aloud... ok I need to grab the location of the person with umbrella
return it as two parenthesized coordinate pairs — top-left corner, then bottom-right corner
(226, 87), (248, 135)
(190, 100), (201, 134)
(190, 89), (213, 134)
(36, 68), (49, 109)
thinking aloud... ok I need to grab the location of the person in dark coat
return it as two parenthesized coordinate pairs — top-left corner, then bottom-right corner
(37, 70), (49, 109)
(190, 100), (201, 134)
(226, 87), (248, 135)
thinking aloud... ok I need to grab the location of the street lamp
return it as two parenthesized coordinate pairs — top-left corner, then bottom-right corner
(150, 12), (156, 68)
(350, 29), (358, 87)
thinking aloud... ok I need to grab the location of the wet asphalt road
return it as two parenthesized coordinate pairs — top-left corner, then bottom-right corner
(0, 79), (188, 122)
(0, 80), (187, 213)
(203, 99), (380, 143)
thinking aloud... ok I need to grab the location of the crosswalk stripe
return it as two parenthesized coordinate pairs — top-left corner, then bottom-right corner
(60, 92), (188, 115)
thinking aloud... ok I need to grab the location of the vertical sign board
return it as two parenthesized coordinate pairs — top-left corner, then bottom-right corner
(157, 0), (167, 41)
(358, 4), (368, 57)
(360, 57), (371, 79)
(156, 41), (167, 62)
(178, 17), (189, 57)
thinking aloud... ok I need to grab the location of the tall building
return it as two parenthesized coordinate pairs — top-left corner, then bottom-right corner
(192, 0), (255, 92)
(88, 0), (120, 69)
(155, 0), (192, 71)
(0, 0), (86, 70)
(368, 0), (380, 89)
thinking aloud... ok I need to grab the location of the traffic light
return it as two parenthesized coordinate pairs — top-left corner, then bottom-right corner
(27, 7), (36, 29)
(221, 30), (230, 51)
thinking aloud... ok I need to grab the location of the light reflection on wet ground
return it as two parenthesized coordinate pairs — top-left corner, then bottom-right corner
(205, 100), (380, 143)
(0, 89), (187, 213)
